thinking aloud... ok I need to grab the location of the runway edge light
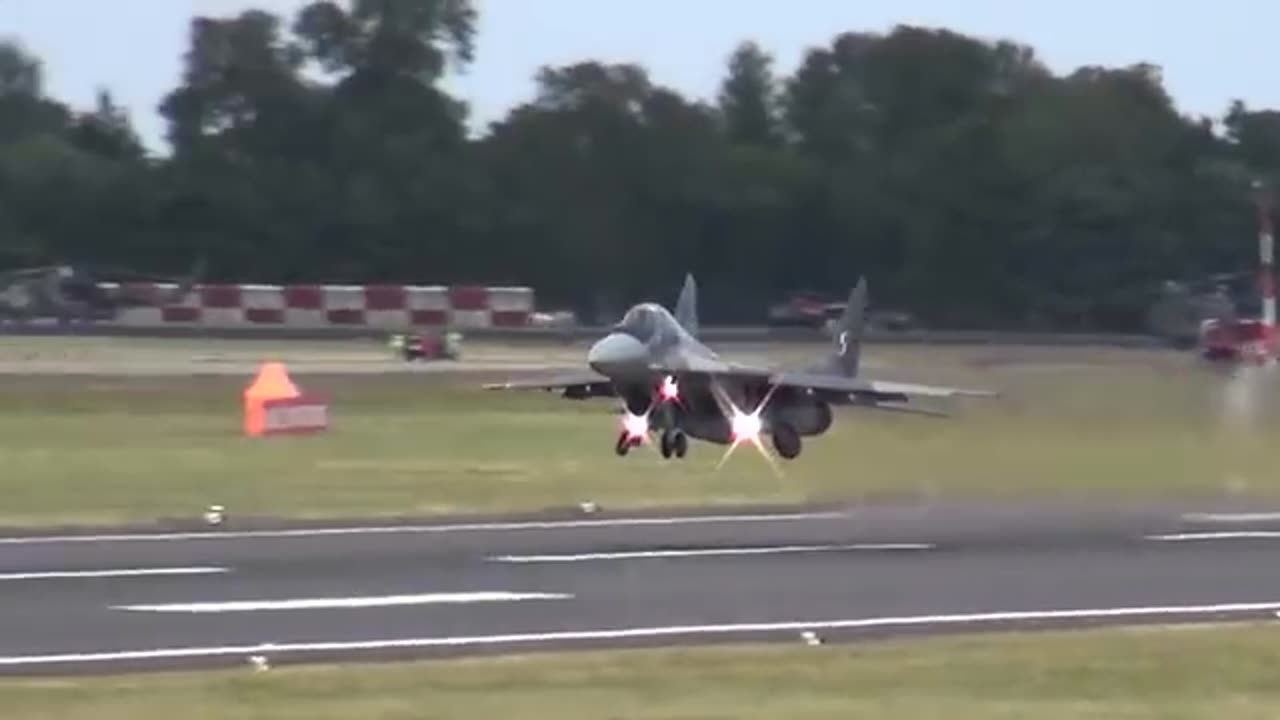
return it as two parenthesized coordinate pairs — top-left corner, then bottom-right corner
(243, 361), (330, 437)
(204, 505), (225, 526)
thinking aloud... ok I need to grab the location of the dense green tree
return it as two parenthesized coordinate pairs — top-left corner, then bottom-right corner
(0, 39), (158, 269)
(718, 41), (781, 148)
(1224, 100), (1280, 180)
(0, 39), (71, 143)
(2, 9), (1277, 332)
(0, 39), (41, 97)
(68, 91), (146, 162)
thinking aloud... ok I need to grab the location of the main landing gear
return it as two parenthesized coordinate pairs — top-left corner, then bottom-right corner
(771, 422), (802, 459)
(614, 428), (689, 459)
(615, 431), (641, 456)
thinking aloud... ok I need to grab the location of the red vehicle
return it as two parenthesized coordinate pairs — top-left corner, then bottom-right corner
(767, 292), (846, 327)
(1198, 318), (1277, 362)
(389, 331), (461, 361)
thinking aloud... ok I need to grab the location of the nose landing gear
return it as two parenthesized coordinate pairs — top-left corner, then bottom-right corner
(660, 429), (688, 459)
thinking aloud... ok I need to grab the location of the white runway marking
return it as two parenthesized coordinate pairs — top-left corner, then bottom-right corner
(1181, 512), (1280, 523)
(0, 511), (848, 546)
(114, 592), (573, 613)
(3, 600), (1278, 667)
(0, 567), (228, 581)
(489, 543), (934, 563)
(1147, 531), (1280, 542)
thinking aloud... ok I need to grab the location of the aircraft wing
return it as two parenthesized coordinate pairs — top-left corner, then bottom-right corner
(652, 360), (997, 400)
(482, 371), (612, 391)
(768, 371), (998, 398)
(483, 362), (995, 405)
(644, 354), (996, 399)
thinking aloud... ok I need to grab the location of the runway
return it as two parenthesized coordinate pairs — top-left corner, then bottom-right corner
(3, 502), (1280, 675)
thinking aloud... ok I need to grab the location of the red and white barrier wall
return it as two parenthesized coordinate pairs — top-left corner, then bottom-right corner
(95, 283), (535, 329)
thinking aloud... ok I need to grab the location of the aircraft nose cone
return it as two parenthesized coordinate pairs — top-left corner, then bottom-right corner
(588, 332), (647, 377)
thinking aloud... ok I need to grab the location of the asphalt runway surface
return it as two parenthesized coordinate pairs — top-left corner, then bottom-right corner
(3, 501), (1280, 675)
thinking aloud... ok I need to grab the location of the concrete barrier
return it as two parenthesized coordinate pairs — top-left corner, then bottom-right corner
(94, 283), (535, 330)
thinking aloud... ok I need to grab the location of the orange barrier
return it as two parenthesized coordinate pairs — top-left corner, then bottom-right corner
(243, 362), (328, 436)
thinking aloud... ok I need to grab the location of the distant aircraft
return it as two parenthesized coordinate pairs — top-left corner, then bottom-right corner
(0, 258), (205, 326)
(486, 274), (997, 460)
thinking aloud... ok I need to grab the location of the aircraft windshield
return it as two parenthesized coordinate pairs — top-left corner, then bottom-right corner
(615, 304), (660, 342)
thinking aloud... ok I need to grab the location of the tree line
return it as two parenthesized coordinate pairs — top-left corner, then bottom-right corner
(1, 0), (1278, 330)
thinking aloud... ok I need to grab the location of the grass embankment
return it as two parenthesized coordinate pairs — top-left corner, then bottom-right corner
(1, 344), (1277, 526)
(4, 623), (1280, 719)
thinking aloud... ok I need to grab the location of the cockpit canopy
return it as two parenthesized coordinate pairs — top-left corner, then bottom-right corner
(614, 302), (676, 343)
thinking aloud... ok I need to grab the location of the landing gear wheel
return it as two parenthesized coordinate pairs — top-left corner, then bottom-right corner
(660, 429), (688, 460)
(772, 423), (802, 459)
(615, 431), (632, 456)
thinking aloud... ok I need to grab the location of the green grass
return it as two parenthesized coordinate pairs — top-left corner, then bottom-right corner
(6, 623), (1280, 718)
(2, 343), (1280, 527)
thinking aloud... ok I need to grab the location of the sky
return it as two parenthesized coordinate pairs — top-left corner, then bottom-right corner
(3, 0), (1279, 153)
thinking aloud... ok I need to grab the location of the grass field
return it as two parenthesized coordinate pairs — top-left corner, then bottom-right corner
(5, 623), (1280, 719)
(1, 339), (1279, 527)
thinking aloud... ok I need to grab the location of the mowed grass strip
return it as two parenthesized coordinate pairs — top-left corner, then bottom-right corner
(5, 623), (1280, 719)
(1, 345), (1278, 527)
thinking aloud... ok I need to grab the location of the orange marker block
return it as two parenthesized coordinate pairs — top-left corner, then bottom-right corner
(243, 362), (300, 436)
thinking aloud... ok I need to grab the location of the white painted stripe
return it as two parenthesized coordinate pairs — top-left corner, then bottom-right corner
(2, 600), (1278, 667)
(1181, 512), (1280, 523)
(0, 567), (228, 581)
(115, 592), (573, 614)
(0, 512), (846, 546)
(489, 543), (934, 563)
(1148, 531), (1280, 542)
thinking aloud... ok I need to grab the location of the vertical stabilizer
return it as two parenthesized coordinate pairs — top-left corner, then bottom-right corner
(675, 273), (698, 336)
(827, 277), (867, 377)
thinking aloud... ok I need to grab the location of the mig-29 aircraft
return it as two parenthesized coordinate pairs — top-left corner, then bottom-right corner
(0, 258), (204, 326)
(485, 275), (996, 460)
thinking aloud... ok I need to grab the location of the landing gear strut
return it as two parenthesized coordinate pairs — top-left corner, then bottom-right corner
(660, 429), (688, 459)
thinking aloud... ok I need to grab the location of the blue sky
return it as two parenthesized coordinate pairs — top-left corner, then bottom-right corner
(3, 0), (1278, 152)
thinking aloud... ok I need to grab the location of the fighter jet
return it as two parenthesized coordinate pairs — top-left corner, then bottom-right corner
(0, 257), (204, 326)
(485, 275), (996, 460)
